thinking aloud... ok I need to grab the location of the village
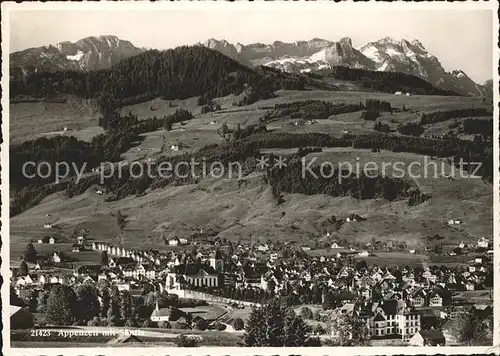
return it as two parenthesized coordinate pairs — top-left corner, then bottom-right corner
(10, 227), (494, 347)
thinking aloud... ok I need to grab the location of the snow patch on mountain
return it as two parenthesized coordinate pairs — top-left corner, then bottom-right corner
(385, 48), (401, 57)
(361, 45), (381, 62)
(66, 50), (85, 61)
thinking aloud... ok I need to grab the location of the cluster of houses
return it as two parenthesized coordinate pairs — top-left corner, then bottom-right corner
(323, 263), (491, 345)
(11, 233), (493, 345)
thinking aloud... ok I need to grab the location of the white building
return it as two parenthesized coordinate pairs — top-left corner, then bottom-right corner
(166, 269), (219, 290)
(257, 244), (269, 252)
(150, 302), (171, 322)
(368, 300), (421, 343)
(168, 237), (188, 246)
(477, 237), (489, 249)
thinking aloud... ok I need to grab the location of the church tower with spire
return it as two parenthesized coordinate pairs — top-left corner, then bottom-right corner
(209, 248), (224, 273)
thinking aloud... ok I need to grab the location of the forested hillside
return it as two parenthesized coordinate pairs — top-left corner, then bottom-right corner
(319, 66), (460, 96)
(10, 46), (307, 112)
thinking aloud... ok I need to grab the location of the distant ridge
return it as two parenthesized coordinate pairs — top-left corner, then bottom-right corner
(197, 37), (492, 98)
(10, 35), (490, 99)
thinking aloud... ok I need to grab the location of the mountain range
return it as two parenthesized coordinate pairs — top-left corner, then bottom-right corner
(10, 35), (492, 98)
(198, 37), (492, 98)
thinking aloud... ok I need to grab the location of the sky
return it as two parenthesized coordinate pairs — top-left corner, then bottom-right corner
(8, 8), (494, 83)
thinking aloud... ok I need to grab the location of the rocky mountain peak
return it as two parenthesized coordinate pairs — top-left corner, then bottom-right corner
(10, 35), (145, 77)
(411, 39), (426, 51)
(379, 36), (399, 45)
(451, 70), (467, 78)
(339, 37), (353, 47)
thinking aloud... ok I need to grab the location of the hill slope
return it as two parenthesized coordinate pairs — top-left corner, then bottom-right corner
(9, 88), (492, 256)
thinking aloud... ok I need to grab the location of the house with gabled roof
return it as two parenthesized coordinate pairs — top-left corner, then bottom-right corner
(150, 303), (171, 322)
(371, 271), (383, 282)
(383, 291), (402, 301)
(477, 237), (489, 249)
(81, 275), (97, 285)
(15, 275), (36, 288)
(428, 287), (451, 306)
(409, 329), (445, 346)
(407, 287), (426, 307)
(52, 251), (64, 263)
(358, 285), (373, 300)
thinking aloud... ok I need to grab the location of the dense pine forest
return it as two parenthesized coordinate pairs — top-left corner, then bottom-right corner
(269, 100), (365, 120)
(266, 159), (429, 206)
(420, 108), (492, 125)
(462, 118), (493, 137)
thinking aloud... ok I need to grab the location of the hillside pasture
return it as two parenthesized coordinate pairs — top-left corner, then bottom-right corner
(119, 96), (201, 119)
(253, 90), (489, 112)
(9, 89), (492, 257)
(10, 98), (102, 144)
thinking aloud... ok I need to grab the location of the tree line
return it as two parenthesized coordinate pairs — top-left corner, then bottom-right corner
(265, 158), (429, 206)
(325, 66), (460, 96)
(398, 108), (493, 139)
(270, 100), (365, 121)
(462, 118), (493, 137)
(420, 108), (492, 126)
